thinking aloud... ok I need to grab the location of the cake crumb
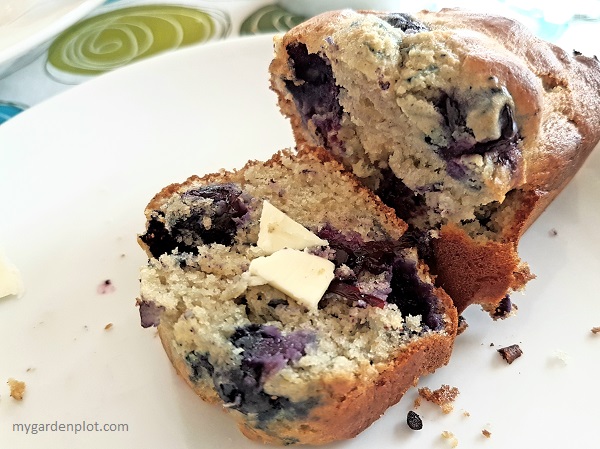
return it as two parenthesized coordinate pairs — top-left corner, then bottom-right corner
(456, 315), (468, 335)
(591, 326), (600, 334)
(406, 410), (423, 430)
(104, 323), (113, 330)
(482, 429), (492, 438)
(462, 410), (470, 417)
(418, 385), (460, 413)
(97, 279), (116, 295)
(413, 396), (422, 408)
(8, 378), (26, 400)
(549, 228), (558, 237)
(0, 250), (24, 299)
(441, 430), (458, 447)
(497, 344), (522, 364)
(551, 349), (569, 366)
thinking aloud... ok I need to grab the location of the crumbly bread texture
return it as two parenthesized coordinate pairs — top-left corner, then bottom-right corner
(137, 147), (457, 445)
(8, 378), (26, 400)
(269, 8), (600, 313)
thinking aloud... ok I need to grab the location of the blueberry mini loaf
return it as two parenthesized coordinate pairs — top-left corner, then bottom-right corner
(269, 9), (600, 314)
(137, 147), (457, 445)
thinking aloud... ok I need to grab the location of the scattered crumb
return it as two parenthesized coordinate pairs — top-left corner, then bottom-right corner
(418, 385), (460, 414)
(104, 323), (113, 330)
(441, 430), (458, 448)
(0, 250), (24, 299)
(120, 253), (126, 258)
(413, 396), (422, 408)
(462, 410), (470, 417)
(7, 378), (26, 400)
(489, 342), (495, 346)
(549, 228), (558, 237)
(25, 367), (34, 373)
(591, 326), (600, 334)
(456, 315), (468, 336)
(97, 279), (116, 295)
(406, 410), (423, 430)
(482, 429), (492, 438)
(497, 344), (523, 364)
(551, 349), (569, 366)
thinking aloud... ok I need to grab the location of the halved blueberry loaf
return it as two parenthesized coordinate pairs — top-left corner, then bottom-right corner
(137, 147), (457, 445)
(269, 9), (600, 314)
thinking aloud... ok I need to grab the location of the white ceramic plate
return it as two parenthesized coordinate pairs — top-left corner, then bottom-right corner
(0, 0), (105, 78)
(1, 34), (599, 449)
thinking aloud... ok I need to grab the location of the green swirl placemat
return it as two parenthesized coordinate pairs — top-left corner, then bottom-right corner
(240, 4), (305, 35)
(47, 4), (230, 82)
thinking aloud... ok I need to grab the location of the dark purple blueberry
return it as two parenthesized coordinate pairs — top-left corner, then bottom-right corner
(231, 324), (314, 382)
(137, 299), (165, 328)
(443, 95), (466, 133)
(175, 183), (249, 246)
(407, 410), (423, 430)
(326, 280), (387, 308)
(139, 183), (249, 258)
(267, 298), (289, 308)
(445, 159), (468, 180)
(317, 223), (415, 275)
(376, 170), (427, 223)
(388, 257), (443, 331)
(186, 351), (214, 379)
(493, 295), (512, 318)
(316, 224), (442, 329)
(499, 103), (518, 139)
(139, 213), (179, 259)
(212, 368), (318, 420)
(284, 43), (343, 149)
(185, 325), (318, 421)
(380, 13), (429, 33)
(398, 228), (434, 265)
(431, 94), (522, 181)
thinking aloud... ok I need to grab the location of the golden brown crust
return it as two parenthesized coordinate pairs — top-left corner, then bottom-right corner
(158, 288), (457, 446)
(433, 225), (521, 313)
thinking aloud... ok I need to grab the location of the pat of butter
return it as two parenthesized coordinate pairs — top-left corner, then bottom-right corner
(257, 201), (328, 254)
(0, 251), (24, 299)
(249, 249), (335, 312)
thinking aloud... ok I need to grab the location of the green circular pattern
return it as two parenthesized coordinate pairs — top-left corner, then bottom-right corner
(240, 4), (306, 35)
(48, 5), (230, 76)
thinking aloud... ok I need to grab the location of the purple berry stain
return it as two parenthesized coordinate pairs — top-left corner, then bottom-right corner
(139, 183), (250, 258)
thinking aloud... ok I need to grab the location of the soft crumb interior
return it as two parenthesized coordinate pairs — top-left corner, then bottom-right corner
(140, 153), (448, 400)
(143, 252), (428, 400)
(282, 11), (525, 233)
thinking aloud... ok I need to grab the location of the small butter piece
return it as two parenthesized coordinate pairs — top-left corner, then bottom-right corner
(0, 250), (24, 299)
(257, 201), (328, 254)
(249, 249), (334, 312)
